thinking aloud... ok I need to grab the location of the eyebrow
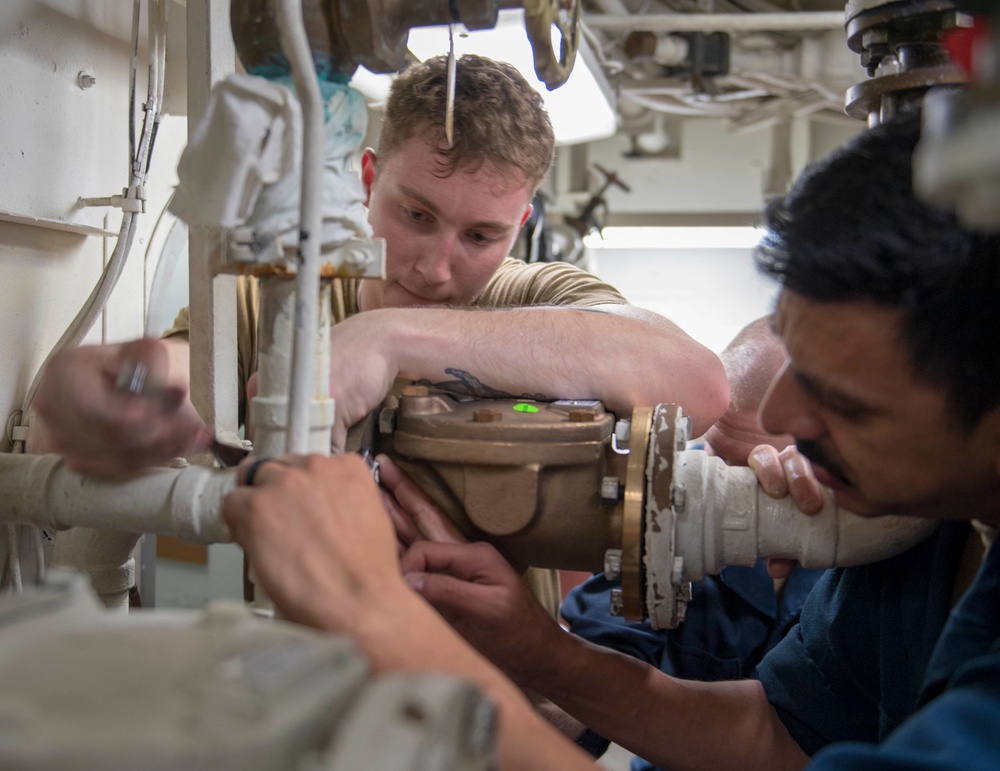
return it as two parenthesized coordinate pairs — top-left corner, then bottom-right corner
(791, 367), (874, 415)
(398, 184), (514, 233)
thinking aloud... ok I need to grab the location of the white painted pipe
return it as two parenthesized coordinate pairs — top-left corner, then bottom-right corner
(0, 454), (235, 544)
(252, 279), (334, 457)
(670, 449), (936, 576)
(276, 0), (325, 454)
(584, 12), (845, 33)
(51, 528), (138, 612)
(644, 449), (937, 628)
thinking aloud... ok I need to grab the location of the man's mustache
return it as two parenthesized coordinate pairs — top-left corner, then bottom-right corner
(795, 439), (851, 486)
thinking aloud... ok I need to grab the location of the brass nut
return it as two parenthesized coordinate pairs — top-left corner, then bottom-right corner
(568, 409), (595, 422)
(401, 385), (430, 398)
(473, 408), (502, 423)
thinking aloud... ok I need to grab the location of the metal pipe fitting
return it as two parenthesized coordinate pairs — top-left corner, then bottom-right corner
(386, 393), (937, 628)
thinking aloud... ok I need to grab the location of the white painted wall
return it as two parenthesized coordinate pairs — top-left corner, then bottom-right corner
(589, 120), (772, 215)
(0, 1), (245, 608)
(592, 246), (779, 354)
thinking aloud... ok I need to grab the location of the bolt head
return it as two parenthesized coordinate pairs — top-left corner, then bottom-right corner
(609, 588), (624, 616)
(473, 408), (502, 423)
(603, 548), (623, 580)
(670, 483), (686, 513)
(601, 476), (622, 503)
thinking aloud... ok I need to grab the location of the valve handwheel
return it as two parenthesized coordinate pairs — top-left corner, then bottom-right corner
(523, 0), (581, 90)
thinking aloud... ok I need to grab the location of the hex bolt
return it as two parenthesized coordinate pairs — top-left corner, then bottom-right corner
(401, 385), (429, 398)
(609, 587), (624, 616)
(473, 408), (502, 423)
(671, 483), (686, 513)
(169, 457), (189, 469)
(77, 71), (97, 89)
(675, 581), (692, 625)
(378, 406), (397, 435)
(675, 417), (689, 450)
(568, 409), (595, 422)
(603, 548), (623, 581)
(601, 476), (622, 504)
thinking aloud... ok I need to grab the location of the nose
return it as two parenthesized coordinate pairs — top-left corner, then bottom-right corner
(414, 233), (457, 287)
(759, 361), (826, 443)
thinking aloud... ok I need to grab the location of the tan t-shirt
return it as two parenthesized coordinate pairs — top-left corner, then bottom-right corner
(165, 258), (628, 425)
(165, 258), (628, 616)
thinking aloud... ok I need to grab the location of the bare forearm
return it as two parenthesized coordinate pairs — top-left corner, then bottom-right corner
(529, 631), (808, 771)
(332, 595), (595, 771)
(376, 306), (728, 434)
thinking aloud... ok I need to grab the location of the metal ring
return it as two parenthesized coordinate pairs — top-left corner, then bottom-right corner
(243, 457), (272, 487)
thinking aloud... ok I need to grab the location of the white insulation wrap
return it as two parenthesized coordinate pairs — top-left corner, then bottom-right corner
(0, 454), (236, 543)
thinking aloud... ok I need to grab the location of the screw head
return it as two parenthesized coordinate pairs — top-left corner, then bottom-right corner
(77, 71), (96, 89)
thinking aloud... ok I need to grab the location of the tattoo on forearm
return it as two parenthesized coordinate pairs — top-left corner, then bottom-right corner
(415, 368), (550, 402)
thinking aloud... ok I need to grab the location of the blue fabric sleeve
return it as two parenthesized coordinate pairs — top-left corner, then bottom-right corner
(562, 575), (666, 667)
(807, 649), (1000, 770)
(755, 523), (968, 757)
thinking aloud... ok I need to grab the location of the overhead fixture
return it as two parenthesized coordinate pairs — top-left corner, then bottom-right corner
(406, 10), (617, 146)
(584, 227), (764, 250)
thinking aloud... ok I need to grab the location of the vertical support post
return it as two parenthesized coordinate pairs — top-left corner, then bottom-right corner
(185, 0), (239, 442)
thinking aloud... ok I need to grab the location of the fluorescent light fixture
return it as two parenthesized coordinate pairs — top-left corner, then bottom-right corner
(584, 227), (765, 250)
(406, 10), (617, 146)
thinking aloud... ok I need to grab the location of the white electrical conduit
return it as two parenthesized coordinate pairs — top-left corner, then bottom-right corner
(584, 12), (846, 33)
(275, 0), (326, 455)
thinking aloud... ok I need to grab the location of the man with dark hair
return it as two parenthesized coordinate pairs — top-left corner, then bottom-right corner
(225, 112), (1000, 770)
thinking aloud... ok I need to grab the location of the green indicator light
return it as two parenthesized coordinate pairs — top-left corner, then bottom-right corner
(513, 403), (539, 413)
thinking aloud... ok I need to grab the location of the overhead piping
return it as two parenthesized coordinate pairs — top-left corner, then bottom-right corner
(584, 12), (846, 33)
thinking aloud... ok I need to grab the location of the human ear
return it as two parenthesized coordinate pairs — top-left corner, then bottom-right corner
(360, 149), (377, 206)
